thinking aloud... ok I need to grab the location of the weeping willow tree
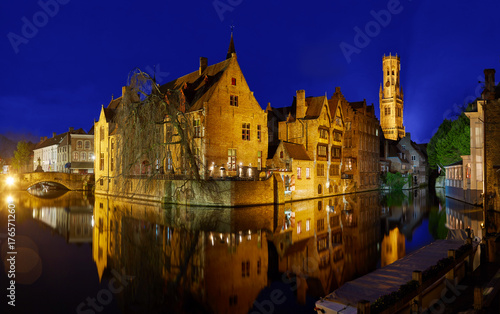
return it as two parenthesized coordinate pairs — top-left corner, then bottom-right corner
(112, 69), (221, 203)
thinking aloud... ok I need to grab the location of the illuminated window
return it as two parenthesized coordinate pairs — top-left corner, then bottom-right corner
(332, 146), (341, 159)
(194, 119), (201, 138)
(306, 167), (310, 179)
(306, 219), (310, 231)
(333, 131), (342, 142)
(319, 128), (328, 139)
(81, 152), (86, 161)
(242, 123), (250, 140)
(257, 125), (261, 141)
(228, 149), (236, 170)
(77, 140), (83, 150)
(73, 152), (79, 161)
(297, 167), (301, 179)
(317, 164), (325, 177)
(297, 221), (302, 234)
(317, 145), (328, 158)
(230, 95), (238, 107)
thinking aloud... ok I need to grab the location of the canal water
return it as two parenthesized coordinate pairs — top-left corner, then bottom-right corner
(0, 188), (483, 314)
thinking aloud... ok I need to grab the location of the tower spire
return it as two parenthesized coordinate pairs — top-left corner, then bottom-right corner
(226, 25), (236, 59)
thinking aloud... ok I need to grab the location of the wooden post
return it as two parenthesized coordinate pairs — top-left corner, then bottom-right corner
(357, 300), (370, 314)
(446, 250), (456, 284)
(474, 286), (483, 310)
(411, 271), (422, 313)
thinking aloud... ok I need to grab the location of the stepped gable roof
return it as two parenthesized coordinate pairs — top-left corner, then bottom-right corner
(282, 141), (312, 160)
(304, 96), (326, 119)
(159, 58), (232, 112)
(349, 101), (365, 110)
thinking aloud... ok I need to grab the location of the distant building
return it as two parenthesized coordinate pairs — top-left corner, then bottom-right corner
(57, 127), (95, 174)
(34, 128), (93, 173)
(379, 54), (405, 140)
(398, 133), (428, 186)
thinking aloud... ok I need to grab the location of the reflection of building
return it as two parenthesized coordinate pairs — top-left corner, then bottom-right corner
(32, 207), (93, 243)
(93, 196), (269, 314)
(445, 197), (483, 239)
(274, 192), (380, 296)
(380, 227), (405, 267)
(379, 53), (405, 140)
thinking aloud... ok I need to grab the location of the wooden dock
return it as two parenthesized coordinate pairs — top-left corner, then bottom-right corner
(315, 239), (478, 313)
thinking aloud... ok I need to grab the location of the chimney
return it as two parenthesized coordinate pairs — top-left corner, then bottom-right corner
(69, 127), (74, 132)
(296, 90), (306, 119)
(199, 57), (208, 75)
(40, 137), (45, 143)
(484, 69), (496, 100)
(52, 132), (57, 138)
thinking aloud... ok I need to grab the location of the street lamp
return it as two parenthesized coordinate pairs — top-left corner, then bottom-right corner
(6, 176), (14, 186)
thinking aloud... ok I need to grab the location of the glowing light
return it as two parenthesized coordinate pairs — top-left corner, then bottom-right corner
(6, 176), (14, 185)
(6, 196), (13, 203)
(91, 216), (95, 227)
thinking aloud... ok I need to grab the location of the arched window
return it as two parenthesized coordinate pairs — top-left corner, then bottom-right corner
(84, 140), (90, 149)
(77, 140), (83, 150)
(81, 152), (86, 161)
(318, 184), (322, 194)
(73, 152), (79, 161)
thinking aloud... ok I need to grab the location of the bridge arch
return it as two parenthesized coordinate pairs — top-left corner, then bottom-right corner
(12, 172), (94, 191)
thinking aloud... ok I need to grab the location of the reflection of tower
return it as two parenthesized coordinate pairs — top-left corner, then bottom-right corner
(379, 54), (405, 140)
(381, 227), (405, 267)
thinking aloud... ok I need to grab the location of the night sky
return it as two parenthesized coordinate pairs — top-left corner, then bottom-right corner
(1, 0), (500, 144)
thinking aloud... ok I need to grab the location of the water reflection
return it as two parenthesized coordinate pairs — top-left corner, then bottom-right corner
(0, 188), (486, 313)
(93, 197), (273, 313)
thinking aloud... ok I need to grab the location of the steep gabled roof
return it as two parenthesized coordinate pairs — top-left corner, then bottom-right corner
(159, 58), (232, 112)
(349, 101), (365, 110)
(304, 96), (327, 119)
(282, 142), (312, 160)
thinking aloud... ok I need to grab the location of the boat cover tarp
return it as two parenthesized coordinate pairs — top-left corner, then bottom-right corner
(324, 240), (468, 306)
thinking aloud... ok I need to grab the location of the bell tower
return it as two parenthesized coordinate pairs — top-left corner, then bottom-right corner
(379, 53), (405, 140)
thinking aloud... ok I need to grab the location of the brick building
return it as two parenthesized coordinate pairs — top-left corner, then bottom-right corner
(483, 69), (500, 215)
(339, 90), (380, 192)
(268, 89), (346, 200)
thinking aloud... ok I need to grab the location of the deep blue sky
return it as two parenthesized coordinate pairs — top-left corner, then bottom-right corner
(1, 0), (499, 144)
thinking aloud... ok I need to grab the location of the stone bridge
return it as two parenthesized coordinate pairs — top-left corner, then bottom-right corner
(1, 172), (94, 191)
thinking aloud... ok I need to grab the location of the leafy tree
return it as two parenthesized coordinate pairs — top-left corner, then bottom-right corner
(12, 141), (32, 173)
(427, 109), (470, 170)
